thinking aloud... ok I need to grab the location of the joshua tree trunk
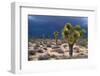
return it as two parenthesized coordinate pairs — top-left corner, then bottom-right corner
(56, 40), (57, 45)
(55, 38), (57, 45)
(69, 44), (74, 57)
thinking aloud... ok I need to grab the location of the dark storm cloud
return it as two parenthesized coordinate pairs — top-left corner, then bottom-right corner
(28, 15), (88, 39)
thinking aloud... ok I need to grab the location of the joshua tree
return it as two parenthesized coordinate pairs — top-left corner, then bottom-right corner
(53, 31), (59, 45)
(62, 23), (85, 57)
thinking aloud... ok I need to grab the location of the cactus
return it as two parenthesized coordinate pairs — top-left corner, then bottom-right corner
(62, 23), (85, 57)
(53, 31), (59, 45)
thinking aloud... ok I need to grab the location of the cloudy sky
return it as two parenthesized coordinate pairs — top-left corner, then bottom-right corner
(28, 15), (88, 39)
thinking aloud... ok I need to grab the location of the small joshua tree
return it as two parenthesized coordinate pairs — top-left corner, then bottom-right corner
(62, 23), (85, 57)
(54, 31), (59, 45)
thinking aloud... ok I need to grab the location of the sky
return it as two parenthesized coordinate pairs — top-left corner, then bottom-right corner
(28, 15), (88, 39)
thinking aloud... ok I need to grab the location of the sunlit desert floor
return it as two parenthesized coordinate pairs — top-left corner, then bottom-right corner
(28, 39), (88, 61)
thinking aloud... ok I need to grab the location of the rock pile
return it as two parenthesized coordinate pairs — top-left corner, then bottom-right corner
(28, 39), (88, 61)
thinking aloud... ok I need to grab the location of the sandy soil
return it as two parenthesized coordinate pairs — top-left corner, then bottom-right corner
(28, 39), (88, 61)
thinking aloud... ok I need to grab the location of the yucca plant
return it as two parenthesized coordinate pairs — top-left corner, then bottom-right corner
(54, 31), (59, 45)
(62, 23), (85, 57)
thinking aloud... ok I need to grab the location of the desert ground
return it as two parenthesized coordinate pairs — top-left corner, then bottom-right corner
(28, 39), (88, 61)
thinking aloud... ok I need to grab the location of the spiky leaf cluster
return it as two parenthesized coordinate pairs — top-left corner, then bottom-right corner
(62, 23), (85, 45)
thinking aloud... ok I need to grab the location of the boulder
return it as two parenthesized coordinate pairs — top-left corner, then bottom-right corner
(37, 49), (44, 53)
(49, 52), (64, 59)
(34, 44), (40, 50)
(57, 40), (62, 45)
(60, 44), (69, 52)
(43, 47), (47, 50)
(51, 48), (64, 53)
(47, 44), (51, 47)
(73, 46), (80, 53)
(52, 45), (60, 49)
(38, 53), (50, 60)
(28, 50), (36, 55)
(78, 52), (85, 56)
(63, 45), (68, 48)
(61, 43), (68, 48)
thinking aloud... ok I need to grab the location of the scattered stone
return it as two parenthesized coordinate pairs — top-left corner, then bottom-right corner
(37, 49), (44, 53)
(28, 50), (36, 55)
(40, 45), (43, 48)
(36, 44), (40, 47)
(43, 41), (47, 44)
(51, 48), (64, 53)
(38, 53), (50, 60)
(34, 46), (38, 50)
(57, 40), (62, 45)
(47, 44), (51, 47)
(78, 52), (85, 56)
(52, 45), (60, 49)
(50, 54), (56, 58)
(73, 46), (80, 53)
(63, 45), (68, 48)
(28, 39), (88, 60)
(43, 47), (47, 50)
